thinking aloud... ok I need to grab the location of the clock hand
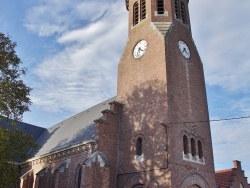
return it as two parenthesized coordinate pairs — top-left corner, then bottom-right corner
(137, 50), (140, 57)
(137, 48), (143, 57)
(138, 47), (144, 52)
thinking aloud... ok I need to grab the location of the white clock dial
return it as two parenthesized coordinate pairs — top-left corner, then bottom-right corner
(178, 40), (190, 59)
(133, 40), (147, 59)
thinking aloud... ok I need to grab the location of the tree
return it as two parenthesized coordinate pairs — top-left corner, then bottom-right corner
(0, 33), (35, 187)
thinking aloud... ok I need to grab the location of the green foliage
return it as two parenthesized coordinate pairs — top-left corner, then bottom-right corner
(0, 127), (36, 187)
(0, 33), (35, 187)
(0, 33), (31, 120)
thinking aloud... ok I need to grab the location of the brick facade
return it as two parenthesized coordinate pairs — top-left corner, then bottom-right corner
(19, 0), (236, 188)
(117, 0), (215, 187)
(20, 143), (93, 188)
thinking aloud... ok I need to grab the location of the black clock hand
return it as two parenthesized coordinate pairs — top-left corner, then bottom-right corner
(138, 47), (145, 52)
(137, 49), (140, 57)
(182, 48), (187, 54)
(137, 47), (143, 57)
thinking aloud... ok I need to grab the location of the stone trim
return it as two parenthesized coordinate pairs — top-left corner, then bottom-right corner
(36, 165), (50, 177)
(154, 11), (168, 17)
(124, 173), (159, 188)
(183, 152), (205, 165)
(20, 169), (33, 179)
(20, 141), (94, 169)
(180, 173), (210, 188)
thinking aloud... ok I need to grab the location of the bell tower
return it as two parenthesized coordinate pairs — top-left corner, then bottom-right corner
(117, 0), (216, 187)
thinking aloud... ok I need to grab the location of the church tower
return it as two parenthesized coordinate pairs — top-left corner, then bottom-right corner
(116, 0), (216, 187)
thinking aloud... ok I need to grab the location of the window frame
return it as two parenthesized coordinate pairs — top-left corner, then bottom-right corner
(174, 0), (180, 19)
(191, 138), (196, 158)
(198, 140), (203, 160)
(157, 0), (164, 14)
(52, 170), (60, 188)
(136, 137), (142, 156)
(180, 1), (187, 24)
(140, 0), (146, 20)
(183, 135), (189, 156)
(133, 2), (139, 26)
(75, 165), (83, 188)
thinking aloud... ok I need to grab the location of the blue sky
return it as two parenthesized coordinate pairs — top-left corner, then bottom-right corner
(1, 0), (250, 179)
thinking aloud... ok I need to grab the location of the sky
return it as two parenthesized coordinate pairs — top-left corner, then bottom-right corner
(1, 0), (250, 179)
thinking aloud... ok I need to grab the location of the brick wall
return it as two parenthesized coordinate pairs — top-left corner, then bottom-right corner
(20, 144), (92, 188)
(117, 0), (216, 187)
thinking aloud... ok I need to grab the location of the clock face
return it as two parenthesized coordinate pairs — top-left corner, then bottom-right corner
(178, 40), (190, 59)
(133, 40), (147, 59)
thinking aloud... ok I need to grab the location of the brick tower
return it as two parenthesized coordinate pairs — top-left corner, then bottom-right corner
(116, 0), (216, 187)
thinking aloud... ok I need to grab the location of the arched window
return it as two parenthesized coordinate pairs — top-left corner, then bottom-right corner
(183, 135), (189, 156)
(198, 141), (203, 159)
(21, 171), (34, 188)
(140, 0), (146, 20)
(133, 184), (145, 188)
(133, 2), (139, 26)
(75, 165), (82, 188)
(157, 0), (164, 14)
(191, 185), (201, 188)
(191, 138), (196, 158)
(52, 170), (60, 188)
(136, 137), (142, 156)
(180, 1), (187, 24)
(174, 0), (180, 19)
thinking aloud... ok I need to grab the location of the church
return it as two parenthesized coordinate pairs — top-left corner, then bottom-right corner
(18, 0), (249, 187)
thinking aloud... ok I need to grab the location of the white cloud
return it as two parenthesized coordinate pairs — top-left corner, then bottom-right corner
(24, 0), (113, 36)
(57, 21), (109, 44)
(75, 1), (110, 22)
(27, 0), (250, 115)
(190, 0), (250, 92)
(29, 0), (127, 113)
(211, 118), (250, 174)
(22, 0), (250, 178)
(231, 97), (250, 116)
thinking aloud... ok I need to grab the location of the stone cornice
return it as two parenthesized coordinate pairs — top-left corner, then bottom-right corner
(20, 140), (95, 169)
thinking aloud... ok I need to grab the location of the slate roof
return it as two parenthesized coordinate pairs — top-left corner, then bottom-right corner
(29, 97), (115, 158)
(215, 169), (233, 188)
(0, 119), (46, 142)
